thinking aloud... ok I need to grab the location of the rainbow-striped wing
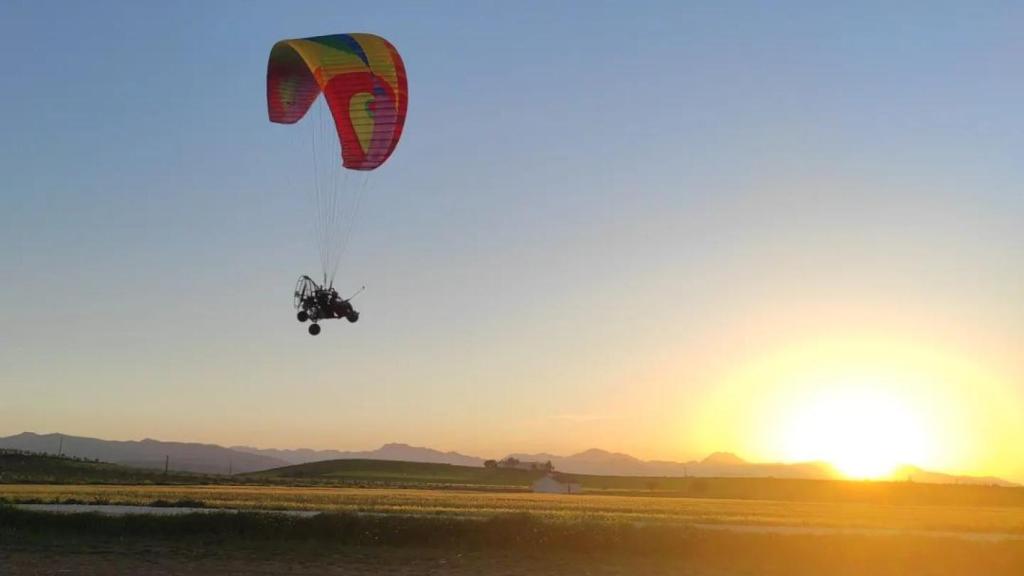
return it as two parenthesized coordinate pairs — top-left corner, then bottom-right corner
(267, 33), (408, 170)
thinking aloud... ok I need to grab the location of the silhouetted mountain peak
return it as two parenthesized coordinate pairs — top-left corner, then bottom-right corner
(701, 451), (747, 466)
(570, 448), (643, 463)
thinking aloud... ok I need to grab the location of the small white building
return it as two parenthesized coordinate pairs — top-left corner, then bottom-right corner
(531, 474), (581, 494)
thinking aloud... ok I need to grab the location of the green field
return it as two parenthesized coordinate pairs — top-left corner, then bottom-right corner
(7, 452), (1024, 509)
(250, 458), (1024, 507)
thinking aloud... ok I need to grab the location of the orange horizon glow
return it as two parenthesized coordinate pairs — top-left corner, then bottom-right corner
(684, 330), (1024, 483)
(779, 384), (933, 479)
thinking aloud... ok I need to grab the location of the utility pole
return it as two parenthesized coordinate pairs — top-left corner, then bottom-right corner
(164, 455), (169, 475)
(57, 435), (63, 457)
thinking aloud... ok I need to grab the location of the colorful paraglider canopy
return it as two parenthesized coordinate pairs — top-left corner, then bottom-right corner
(267, 33), (408, 171)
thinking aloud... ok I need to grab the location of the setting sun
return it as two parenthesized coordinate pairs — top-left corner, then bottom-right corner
(780, 383), (933, 479)
(689, 331), (1023, 483)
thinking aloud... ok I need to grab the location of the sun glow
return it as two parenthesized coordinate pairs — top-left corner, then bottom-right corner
(688, 332), (1024, 483)
(781, 383), (933, 479)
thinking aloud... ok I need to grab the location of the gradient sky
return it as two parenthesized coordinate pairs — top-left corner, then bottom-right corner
(1, 2), (1021, 480)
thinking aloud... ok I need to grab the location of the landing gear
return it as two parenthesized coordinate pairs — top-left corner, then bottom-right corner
(294, 275), (361, 335)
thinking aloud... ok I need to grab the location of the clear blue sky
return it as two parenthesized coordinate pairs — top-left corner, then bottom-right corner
(1, 1), (1021, 477)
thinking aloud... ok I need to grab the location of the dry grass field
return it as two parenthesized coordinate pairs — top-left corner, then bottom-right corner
(4, 483), (1024, 535)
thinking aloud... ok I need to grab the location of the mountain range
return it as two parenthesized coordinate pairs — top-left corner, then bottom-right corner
(0, 432), (285, 475)
(1, 432), (1015, 486)
(502, 448), (839, 480)
(229, 442), (484, 468)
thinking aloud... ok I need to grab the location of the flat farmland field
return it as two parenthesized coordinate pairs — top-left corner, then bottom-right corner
(5, 484), (1024, 576)
(4, 483), (1024, 535)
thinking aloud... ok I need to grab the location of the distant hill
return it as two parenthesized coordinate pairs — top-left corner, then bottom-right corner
(893, 465), (1018, 488)
(231, 443), (484, 467)
(0, 450), (208, 484)
(0, 433), (287, 475)
(247, 458), (540, 487)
